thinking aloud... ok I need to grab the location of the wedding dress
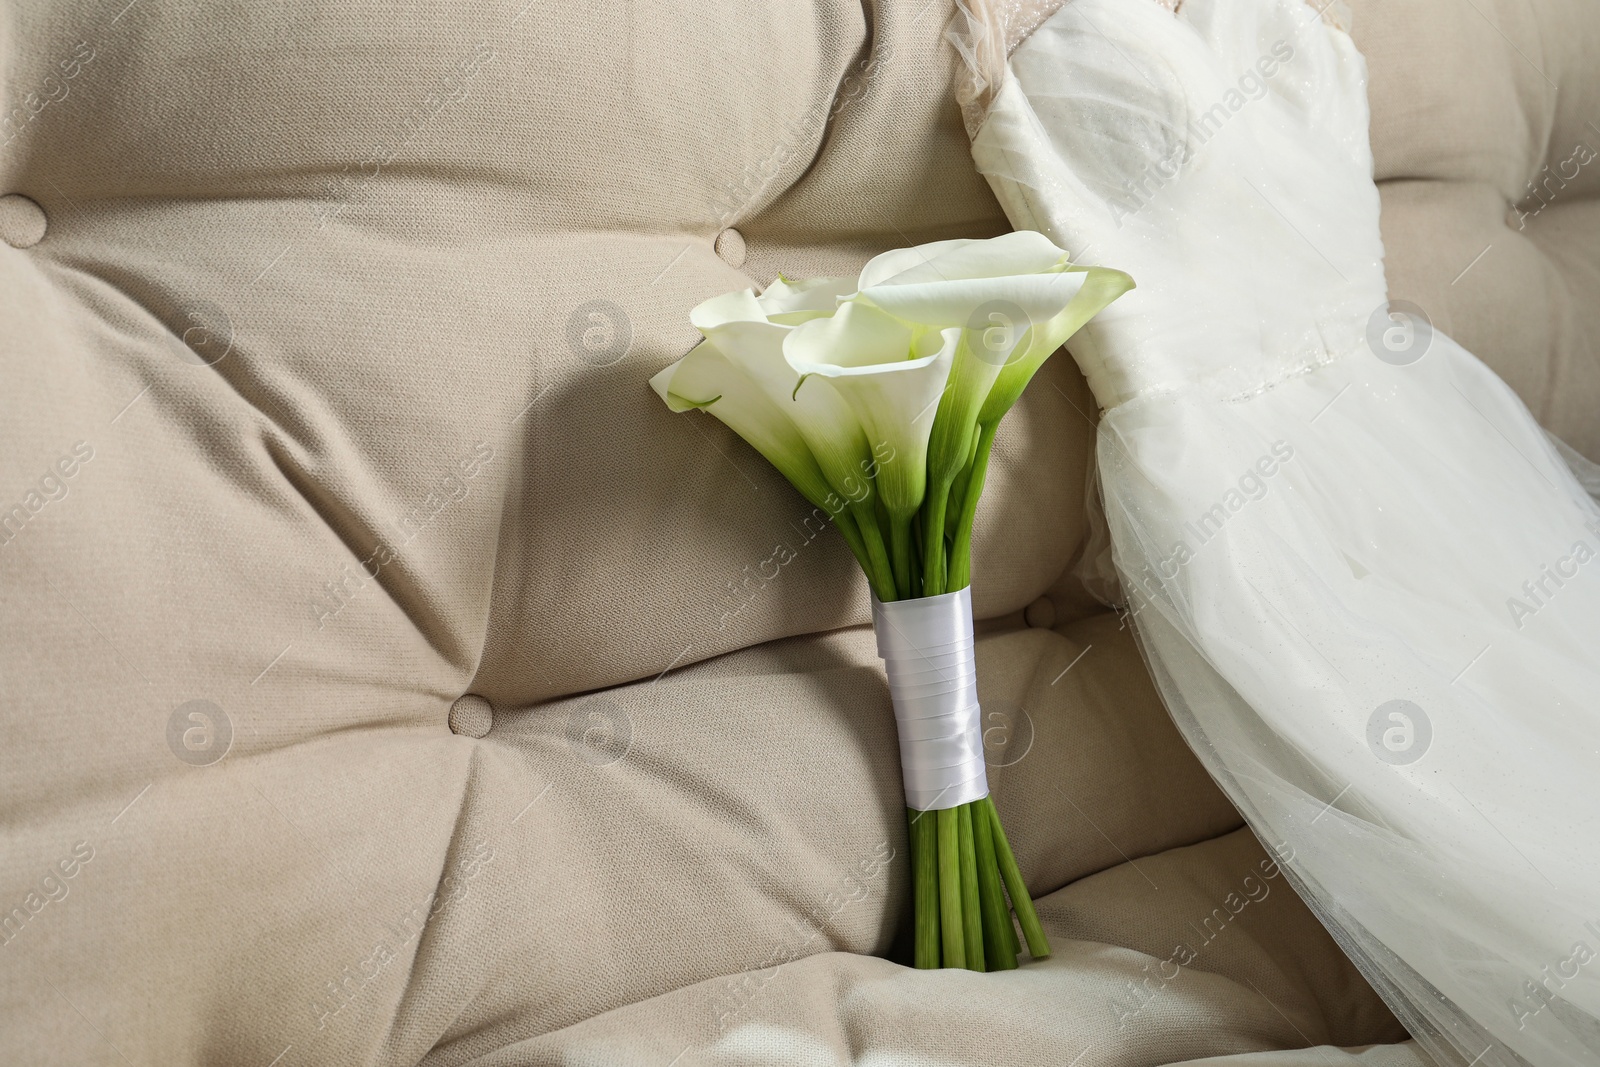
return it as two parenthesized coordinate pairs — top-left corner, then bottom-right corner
(951, 0), (1600, 1063)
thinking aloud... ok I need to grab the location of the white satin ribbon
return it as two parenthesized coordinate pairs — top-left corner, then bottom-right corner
(871, 587), (989, 811)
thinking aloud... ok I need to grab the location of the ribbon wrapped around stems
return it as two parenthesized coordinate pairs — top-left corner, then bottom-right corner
(872, 587), (1049, 970)
(872, 588), (988, 811)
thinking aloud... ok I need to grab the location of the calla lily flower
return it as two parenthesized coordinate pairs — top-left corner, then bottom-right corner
(654, 293), (898, 597)
(784, 301), (959, 523)
(855, 230), (1086, 331)
(649, 342), (836, 513)
(653, 230), (1132, 600)
(944, 260), (1136, 591)
(854, 231), (1087, 486)
(977, 264), (1135, 425)
(785, 301), (960, 598)
(833, 231), (1134, 591)
(689, 289), (877, 509)
(754, 274), (857, 325)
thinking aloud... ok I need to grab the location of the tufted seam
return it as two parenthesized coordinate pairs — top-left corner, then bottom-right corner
(372, 740), (486, 1066)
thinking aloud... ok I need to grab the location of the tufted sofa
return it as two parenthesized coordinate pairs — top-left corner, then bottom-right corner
(2, 0), (1595, 1064)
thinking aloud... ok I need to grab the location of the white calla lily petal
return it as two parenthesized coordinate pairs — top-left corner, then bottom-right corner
(857, 239), (977, 289)
(865, 230), (1068, 289)
(978, 265), (1136, 424)
(861, 269), (1088, 331)
(651, 342), (835, 510)
(689, 289), (765, 332)
(699, 319), (875, 504)
(756, 275), (857, 319)
(649, 359), (702, 413)
(786, 303), (958, 518)
(786, 299), (917, 369)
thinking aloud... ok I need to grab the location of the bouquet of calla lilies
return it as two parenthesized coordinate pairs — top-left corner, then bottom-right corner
(651, 231), (1132, 970)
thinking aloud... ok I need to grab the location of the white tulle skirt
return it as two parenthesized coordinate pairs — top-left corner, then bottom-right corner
(1097, 331), (1600, 1065)
(944, 0), (1600, 1056)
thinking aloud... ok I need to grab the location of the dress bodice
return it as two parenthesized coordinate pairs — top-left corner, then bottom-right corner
(972, 0), (1389, 407)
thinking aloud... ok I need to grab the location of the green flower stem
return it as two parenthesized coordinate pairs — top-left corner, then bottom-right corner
(985, 796), (1050, 959)
(889, 512), (915, 601)
(1003, 872), (1022, 957)
(945, 459), (971, 541)
(944, 420), (999, 593)
(920, 478), (953, 598)
(850, 501), (898, 602)
(957, 803), (986, 971)
(971, 793), (1017, 970)
(937, 807), (966, 968)
(909, 519), (924, 599)
(910, 808), (940, 968)
(830, 506), (871, 576)
(945, 429), (982, 541)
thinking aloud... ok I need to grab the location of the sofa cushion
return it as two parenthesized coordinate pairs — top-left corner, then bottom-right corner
(0, 0), (1077, 1061)
(1354, 0), (1600, 455)
(452, 828), (1408, 1066)
(1, 0), (1595, 1063)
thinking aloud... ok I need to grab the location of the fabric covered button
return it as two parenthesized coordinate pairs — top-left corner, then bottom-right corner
(1024, 595), (1056, 629)
(0, 194), (47, 248)
(448, 694), (493, 738)
(714, 227), (746, 268)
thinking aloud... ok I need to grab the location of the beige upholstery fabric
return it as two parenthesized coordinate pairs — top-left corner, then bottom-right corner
(1354, 0), (1600, 457)
(0, 0), (1592, 1063)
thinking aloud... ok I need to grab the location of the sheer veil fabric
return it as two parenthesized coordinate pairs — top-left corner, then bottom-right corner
(950, 1), (1600, 1064)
